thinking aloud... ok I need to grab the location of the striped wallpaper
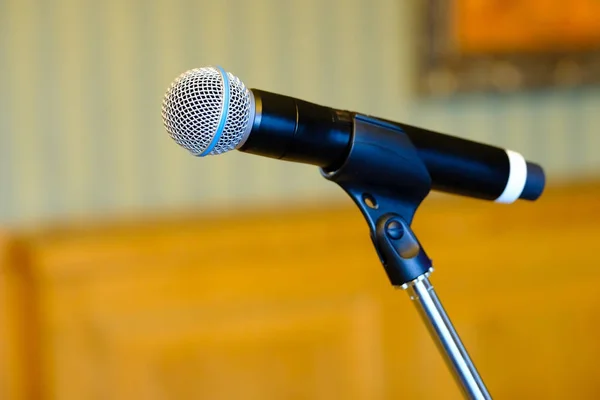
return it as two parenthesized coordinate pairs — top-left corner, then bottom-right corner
(0, 0), (599, 227)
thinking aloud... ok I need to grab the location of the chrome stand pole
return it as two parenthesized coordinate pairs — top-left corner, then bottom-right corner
(404, 274), (492, 400)
(319, 115), (498, 398)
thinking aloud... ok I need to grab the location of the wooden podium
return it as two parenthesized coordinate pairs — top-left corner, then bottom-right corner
(2, 182), (600, 399)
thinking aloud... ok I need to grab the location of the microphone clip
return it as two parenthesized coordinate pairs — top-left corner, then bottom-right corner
(321, 114), (433, 287)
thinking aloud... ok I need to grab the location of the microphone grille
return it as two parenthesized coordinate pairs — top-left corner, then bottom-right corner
(161, 66), (254, 156)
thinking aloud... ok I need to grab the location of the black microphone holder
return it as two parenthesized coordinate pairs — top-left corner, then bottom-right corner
(321, 115), (493, 400)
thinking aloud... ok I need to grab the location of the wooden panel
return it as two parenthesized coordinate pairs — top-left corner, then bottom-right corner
(1, 182), (600, 399)
(0, 234), (42, 400)
(0, 233), (19, 399)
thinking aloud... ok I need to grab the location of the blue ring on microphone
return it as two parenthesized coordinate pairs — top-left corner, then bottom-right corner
(200, 66), (230, 156)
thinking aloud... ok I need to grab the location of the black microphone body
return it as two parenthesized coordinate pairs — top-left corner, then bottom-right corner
(240, 89), (544, 202)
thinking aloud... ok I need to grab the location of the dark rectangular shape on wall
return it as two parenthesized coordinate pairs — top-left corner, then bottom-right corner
(419, 0), (600, 96)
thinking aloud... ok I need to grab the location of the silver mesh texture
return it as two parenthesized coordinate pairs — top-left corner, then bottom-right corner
(161, 66), (254, 156)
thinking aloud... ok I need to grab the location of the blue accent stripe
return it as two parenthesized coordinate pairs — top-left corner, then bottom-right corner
(200, 66), (230, 156)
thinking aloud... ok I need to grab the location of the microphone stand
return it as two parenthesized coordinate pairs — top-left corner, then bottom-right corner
(321, 115), (492, 400)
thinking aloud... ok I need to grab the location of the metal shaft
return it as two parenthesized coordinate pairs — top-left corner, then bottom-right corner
(406, 276), (491, 400)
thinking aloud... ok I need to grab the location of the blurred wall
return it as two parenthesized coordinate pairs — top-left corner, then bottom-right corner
(1, 0), (599, 227)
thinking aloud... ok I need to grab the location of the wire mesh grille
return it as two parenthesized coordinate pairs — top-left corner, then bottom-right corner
(161, 67), (253, 156)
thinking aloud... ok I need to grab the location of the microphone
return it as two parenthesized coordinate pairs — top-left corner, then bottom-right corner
(162, 66), (545, 203)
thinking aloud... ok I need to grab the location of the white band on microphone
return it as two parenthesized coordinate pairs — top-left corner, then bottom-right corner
(495, 150), (527, 204)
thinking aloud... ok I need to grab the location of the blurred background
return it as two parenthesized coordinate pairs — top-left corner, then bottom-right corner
(0, 0), (599, 399)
